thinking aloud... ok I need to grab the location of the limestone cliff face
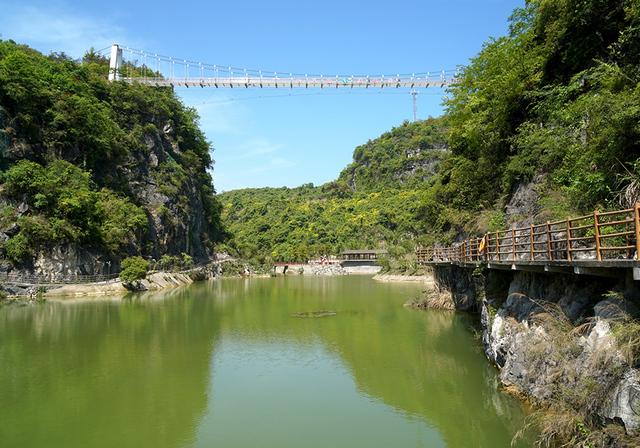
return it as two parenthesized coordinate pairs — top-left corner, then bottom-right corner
(0, 42), (223, 279)
(433, 266), (640, 437)
(120, 125), (212, 263)
(0, 124), (217, 278)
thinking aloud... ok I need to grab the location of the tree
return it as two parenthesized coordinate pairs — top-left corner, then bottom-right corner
(120, 256), (149, 283)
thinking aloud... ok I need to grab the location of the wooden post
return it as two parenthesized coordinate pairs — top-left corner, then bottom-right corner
(530, 224), (534, 261)
(486, 233), (491, 262)
(473, 238), (476, 261)
(594, 211), (602, 261)
(511, 228), (516, 261)
(566, 219), (572, 261)
(496, 231), (501, 261)
(625, 220), (630, 259)
(471, 238), (475, 261)
(546, 221), (553, 261)
(635, 202), (640, 260)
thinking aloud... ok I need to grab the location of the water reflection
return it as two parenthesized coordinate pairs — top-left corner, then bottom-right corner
(0, 289), (220, 448)
(0, 276), (531, 448)
(204, 277), (530, 447)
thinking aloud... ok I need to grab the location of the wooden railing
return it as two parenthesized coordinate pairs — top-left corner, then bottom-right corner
(416, 203), (640, 265)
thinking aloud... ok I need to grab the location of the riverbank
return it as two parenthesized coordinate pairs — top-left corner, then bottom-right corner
(0, 265), (220, 302)
(373, 273), (433, 283)
(272, 263), (382, 276)
(44, 271), (195, 297)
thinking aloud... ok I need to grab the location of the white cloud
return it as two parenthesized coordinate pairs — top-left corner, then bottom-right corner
(212, 137), (295, 191)
(192, 100), (247, 135)
(237, 138), (283, 158)
(0, 4), (131, 57)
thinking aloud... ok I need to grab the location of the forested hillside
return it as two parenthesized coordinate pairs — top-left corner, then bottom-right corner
(218, 119), (446, 265)
(337, 118), (447, 192)
(0, 41), (223, 275)
(221, 0), (640, 266)
(418, 0), (640, 241)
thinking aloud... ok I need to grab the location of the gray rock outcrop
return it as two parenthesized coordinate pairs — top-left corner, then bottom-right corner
(435, 264), (640, 437)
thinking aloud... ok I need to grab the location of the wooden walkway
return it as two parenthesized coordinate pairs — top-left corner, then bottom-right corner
(416, 204), (640, 279)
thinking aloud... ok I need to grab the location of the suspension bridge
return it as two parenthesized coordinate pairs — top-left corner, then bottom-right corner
(105, 44), (459, 89)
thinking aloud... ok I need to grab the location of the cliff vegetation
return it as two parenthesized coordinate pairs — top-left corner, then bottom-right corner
(0, 41), (224, 275)
(219, 119), (446, 267)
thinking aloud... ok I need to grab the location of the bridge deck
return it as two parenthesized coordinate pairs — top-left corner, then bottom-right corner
(123, 77), (453, 89)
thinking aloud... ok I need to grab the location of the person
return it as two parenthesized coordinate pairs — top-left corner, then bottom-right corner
(479, 235), (488, 257)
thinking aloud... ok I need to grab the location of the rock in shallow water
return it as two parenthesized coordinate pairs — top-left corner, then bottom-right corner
(291, 311), (337, 318)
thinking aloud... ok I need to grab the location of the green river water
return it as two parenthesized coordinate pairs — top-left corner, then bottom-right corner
(0, 276), (533, 447)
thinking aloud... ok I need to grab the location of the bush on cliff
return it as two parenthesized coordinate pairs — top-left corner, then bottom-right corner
(120, 256), (149, 283)
(0, 159), (147, 262)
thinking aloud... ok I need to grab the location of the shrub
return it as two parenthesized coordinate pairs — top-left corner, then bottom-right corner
(120, 256), (149, 283)
(157, 254), (180, 271)
(95, 189), (147, 252)
(181, 252), (194, 268)
(4, 232), (31, 264)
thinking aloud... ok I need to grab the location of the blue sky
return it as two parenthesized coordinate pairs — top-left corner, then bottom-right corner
(0, 0), (523, 191)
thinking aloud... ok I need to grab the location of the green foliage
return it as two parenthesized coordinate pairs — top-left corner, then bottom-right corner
(484, 211), (506, 232)
(428, 0), (640, 230)
(220, 186), (424, 263)
(0, 40), (223, 265)
(181, 253), (194, 268)
(153, 160), (188, 197)
(1, 160), (147, 262)
(337, 118), (447, 192)
(94, 190), (148, 252)
(4, 232), (30, 264)
(120, 256), (149, 283)
(156, 253), (194, 271)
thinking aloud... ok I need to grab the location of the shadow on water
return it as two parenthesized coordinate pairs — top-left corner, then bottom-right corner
(0, 288), (221, 448)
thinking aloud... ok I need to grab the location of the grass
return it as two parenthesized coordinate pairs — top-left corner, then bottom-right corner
(514, 402), (638, 448)
(611, 319), (640, 367)
(506, 293), (640, 447)
(404, 288), (455, 310)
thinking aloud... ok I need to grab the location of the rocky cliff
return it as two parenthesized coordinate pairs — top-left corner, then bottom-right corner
(429, 265), (640, 445)
(337, 118), (447, 193)
(0, 41), (223, 278)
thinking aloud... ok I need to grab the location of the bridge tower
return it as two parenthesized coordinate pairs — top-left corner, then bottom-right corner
(108, 44), (123, 81)
(410, 89), (418, 122)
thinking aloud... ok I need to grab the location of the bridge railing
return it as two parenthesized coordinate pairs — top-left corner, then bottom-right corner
(416, 204), (640, 265)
